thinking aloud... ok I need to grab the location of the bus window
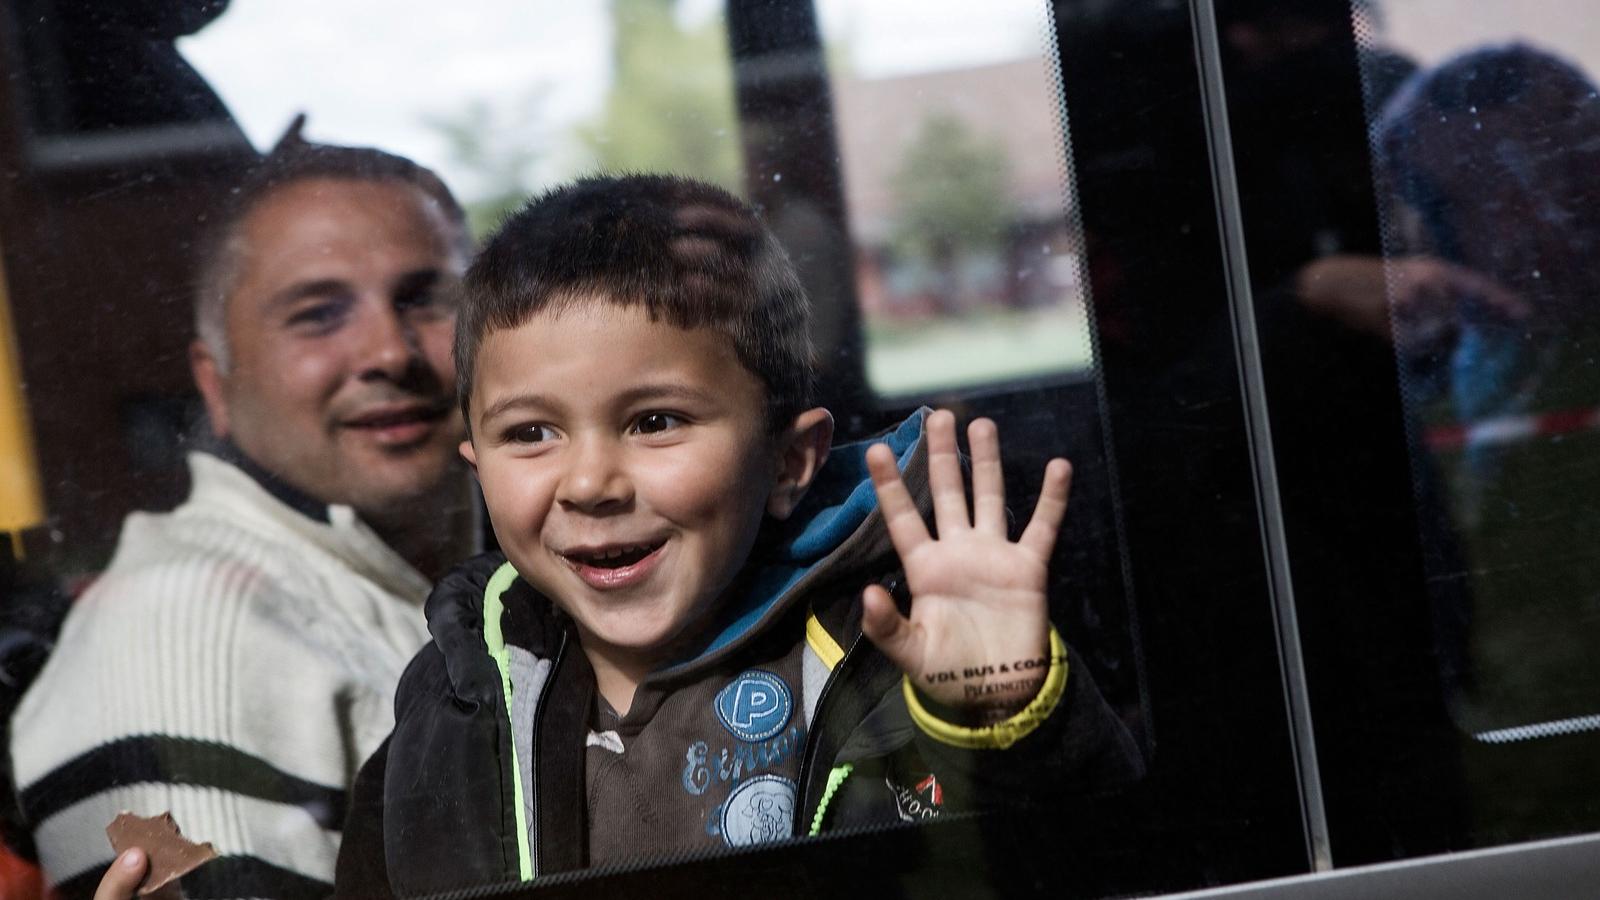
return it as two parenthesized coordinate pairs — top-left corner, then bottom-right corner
(1216, 0), (1600, 868)
(819, 1), (1094, 398)
(0, 2), (1171, 898)
(7, 0), (1455, 897)
(1367, 0), (1600, 846)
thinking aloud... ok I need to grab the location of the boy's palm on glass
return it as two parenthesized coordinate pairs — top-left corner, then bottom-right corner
(861, 410), (1070, 717)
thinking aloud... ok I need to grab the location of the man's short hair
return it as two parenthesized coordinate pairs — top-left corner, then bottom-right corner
(455, 174), (815, 432)
(194, 117), (471, 370)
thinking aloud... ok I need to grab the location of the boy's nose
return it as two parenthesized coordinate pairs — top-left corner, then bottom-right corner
(556, 439), (633, 512)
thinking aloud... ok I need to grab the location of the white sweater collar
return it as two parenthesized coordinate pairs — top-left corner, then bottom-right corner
(183, 452), (434, 603)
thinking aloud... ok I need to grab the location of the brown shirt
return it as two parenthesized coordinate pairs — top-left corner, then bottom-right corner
(584, 627), (808, 867)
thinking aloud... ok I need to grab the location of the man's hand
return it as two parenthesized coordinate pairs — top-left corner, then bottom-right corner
(861, 409), (1070, 721)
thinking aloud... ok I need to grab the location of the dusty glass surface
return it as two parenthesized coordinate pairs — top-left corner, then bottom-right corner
(1357, 2), (1600, 740)
(180, 0), (1094, 401)
(0, 2), (1134, 897)
(819, 2), (1093, 396)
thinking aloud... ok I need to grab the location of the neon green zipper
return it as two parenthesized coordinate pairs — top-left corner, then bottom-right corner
(481, 561), (535, 881)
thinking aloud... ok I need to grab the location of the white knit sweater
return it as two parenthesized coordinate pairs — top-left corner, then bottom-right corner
(10, 453), (433, 898)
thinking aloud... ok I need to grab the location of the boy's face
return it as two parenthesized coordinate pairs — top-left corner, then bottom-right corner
(463, 302), (823, 670)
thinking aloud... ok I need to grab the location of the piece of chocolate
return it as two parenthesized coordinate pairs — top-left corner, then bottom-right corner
(105, 811), (218, 896)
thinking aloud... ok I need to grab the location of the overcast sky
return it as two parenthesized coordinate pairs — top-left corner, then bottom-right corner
(179, 0), (1047, 203)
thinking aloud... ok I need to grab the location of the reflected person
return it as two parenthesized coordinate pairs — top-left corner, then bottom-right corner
(1371, 43), (1600, 726)
(11, 127), (475, 898)
(1292, 42), (1600, 728)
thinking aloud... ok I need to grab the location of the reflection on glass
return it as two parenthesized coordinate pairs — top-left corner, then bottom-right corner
(180, 0), (740, 237)
(184, 0), (1094, 401)
(823, 1), (1093, 396)
(1363, 4), (1600, 741)
(2, 2), (1137, 898)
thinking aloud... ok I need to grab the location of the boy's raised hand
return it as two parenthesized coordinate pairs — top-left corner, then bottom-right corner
(861, 409), (1071, 720)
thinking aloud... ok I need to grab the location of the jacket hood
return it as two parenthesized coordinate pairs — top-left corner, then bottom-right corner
(422, 551), (522, 705)
(654, 407), (930, 678)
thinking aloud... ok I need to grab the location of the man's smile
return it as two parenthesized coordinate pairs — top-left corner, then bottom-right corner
(341, 400), (453, 447)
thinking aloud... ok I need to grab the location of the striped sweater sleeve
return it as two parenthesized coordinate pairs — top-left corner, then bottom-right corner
(11, 549), (385, 900)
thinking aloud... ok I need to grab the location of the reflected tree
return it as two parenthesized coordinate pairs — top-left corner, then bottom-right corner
(577, 0), (742, 191)
(424, 93), (549, 238)
(889, 113), (1014, 314)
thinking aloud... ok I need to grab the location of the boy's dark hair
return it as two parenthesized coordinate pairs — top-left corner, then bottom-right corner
(455, 174), (815, 432)
(194, 115), (470, 369)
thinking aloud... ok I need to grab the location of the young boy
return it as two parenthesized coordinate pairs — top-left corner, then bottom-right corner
(333, 174), (1141, 895)
(96, 174), (1142, 899)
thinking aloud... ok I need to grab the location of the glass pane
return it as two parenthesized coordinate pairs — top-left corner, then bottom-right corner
(0, 1), (1164, 898)
(820, 1), (1094, 398)
(1217, 0), (1600, 864)
(1352, 0), (1600, 853)
(180, 1), (743, 236)
(1362, 0), (1600, 741)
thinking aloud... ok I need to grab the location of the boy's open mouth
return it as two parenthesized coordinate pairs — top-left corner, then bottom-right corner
(565, 542), (663, 569)
(560, 540), (668, 591)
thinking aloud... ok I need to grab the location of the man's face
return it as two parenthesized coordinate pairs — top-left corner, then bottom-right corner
(463, 302), (789, 670)
(193, 178), (466, 520)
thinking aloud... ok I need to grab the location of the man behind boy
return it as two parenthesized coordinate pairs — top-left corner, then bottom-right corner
(335, 175), (1142, 896)
(12, 129), (477, 899)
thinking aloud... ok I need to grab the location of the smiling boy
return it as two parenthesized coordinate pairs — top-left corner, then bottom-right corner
(331, 175), (1143, 897)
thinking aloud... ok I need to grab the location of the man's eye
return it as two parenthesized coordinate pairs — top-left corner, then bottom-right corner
(396, 291), (432, 310)
(507, 424), (558, 444)
(397, 288), (448, 314)
(395, 272), (453, 315)
(287, 303), (346, 329)
(633, 413), (683, 435)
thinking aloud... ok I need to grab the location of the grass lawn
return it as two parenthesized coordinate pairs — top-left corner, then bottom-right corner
(863, 302), (1094, 397)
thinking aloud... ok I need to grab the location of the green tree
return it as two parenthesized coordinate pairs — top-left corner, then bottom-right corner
(889, 112), (1014, 264)
(424, 91), (549, 239)
(574, 0), (742, 192)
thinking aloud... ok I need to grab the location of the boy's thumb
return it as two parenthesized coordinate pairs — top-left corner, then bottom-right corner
(861, 585), (917, 669)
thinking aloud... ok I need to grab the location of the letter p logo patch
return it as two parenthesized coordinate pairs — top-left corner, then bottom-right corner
(715, 670), (793, 742)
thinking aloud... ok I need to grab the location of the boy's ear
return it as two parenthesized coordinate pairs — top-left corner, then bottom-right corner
(459, 439), (479, 472)
(767, 407), (834, 520)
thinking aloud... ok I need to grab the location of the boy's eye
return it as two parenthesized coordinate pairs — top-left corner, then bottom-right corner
(633, 413), (683, 435)
(507, 423), (558, 444)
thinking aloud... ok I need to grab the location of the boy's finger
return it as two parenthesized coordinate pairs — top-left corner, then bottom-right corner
(868, 442), (931, 553)
(861, 584), (921, 671)
(968, 418), (1006, 537)
(927, 410), (970, 532)
(95, 849), (148, 900)
(1019, 458), (1073, 559)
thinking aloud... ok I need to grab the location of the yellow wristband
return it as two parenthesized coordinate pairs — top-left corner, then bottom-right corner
(904, 626), (1069, 750)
